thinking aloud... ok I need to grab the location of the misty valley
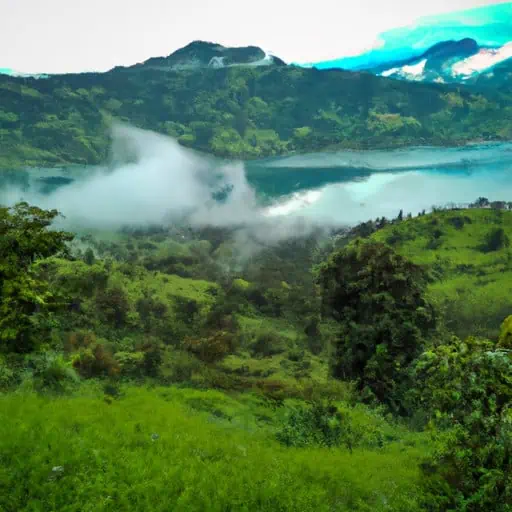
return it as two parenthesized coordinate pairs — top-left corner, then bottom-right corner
(2, 129), (512, 229)
(2, 3), (512, 511)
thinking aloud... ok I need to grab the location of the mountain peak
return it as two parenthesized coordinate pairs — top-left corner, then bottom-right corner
(130, 41), (286, 72)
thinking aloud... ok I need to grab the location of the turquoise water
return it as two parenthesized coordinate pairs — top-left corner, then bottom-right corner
(1, 143), (512, 228)
(256, 143), (512, 224)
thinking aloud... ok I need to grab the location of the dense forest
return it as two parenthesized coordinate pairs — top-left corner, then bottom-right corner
(1, 199), (511, 511)
(1, 44), (512, 169)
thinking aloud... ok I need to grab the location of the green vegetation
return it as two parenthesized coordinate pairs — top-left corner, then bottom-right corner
(1, 51), (512, 168)
(319, 239), (436, 411)
(1, 201), (512, 511)
(0, 386), (426, 511)
(371, 207), (512, 339)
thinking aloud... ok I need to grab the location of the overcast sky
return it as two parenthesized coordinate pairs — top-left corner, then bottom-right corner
(1, 0), (508, 74)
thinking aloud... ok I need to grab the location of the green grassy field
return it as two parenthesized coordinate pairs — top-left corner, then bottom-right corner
(0, 385), (428, 512)
(373, 208), (512, 338)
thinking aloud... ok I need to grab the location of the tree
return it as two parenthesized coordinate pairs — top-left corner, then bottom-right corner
(83, 247), (96, 265)
(410, 335), (512, 511)
(474, 197), (490, 208)
(481, 227), (510, 253)
(0, 202), (73, 352)
(318, 239), (436, 410)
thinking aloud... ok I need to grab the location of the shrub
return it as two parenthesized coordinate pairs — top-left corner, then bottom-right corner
(83, 247), (96, 265)
(158, 349), (203, 384)
(26, 351), (79, 392)
(138, 337), (163, 377)
(447, 215), (471, 230)
(0, 357), (16, 389)
(275, 402), (376, 451)
(183, 331), (237, 363)
(64, 330), (97, 352)
(409, 336), (512, 510)
(251, 331), (289, 358)
(95, 286), (130, 328)
(71, 343), (120, 378)
(114, 351), (146, 377)
(481, 227), (510, 253)
(499, 315), (512, 349)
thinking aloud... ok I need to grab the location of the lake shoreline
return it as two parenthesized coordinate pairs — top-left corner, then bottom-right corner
(1, 137), (510, 173)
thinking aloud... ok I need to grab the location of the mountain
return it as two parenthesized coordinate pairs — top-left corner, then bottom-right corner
(471, 57), (512, 89)
(0, 67), (49, 79)
(302, 3), (512, 86)
(1, 40), (512, 169)
(371, 39), (512, 86)
(113, 41), (287, 72)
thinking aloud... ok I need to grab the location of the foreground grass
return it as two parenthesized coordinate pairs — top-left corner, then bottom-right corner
(0, 386), (426, 511)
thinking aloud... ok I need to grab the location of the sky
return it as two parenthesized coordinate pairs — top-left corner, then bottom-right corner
(0, 0), (510, 74)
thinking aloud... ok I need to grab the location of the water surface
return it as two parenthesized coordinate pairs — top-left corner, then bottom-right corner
(2, 142), (512, 227)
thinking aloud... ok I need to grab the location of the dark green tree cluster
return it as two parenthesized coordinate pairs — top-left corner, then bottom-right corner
(411, 335), (512, 511)
(0, 202), (73, 352)
(318, 239), (436, 410)
(319, 236), (512, 510)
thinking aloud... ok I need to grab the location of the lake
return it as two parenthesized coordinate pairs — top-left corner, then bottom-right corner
(1, 142), (512, 228)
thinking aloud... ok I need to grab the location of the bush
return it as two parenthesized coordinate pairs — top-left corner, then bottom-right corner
(158, 349), (203, 384)
(276, 402), (384, 452)
(447, 215), (471, 230)
(0, 357), (16, 389)
(251, 331), (289, 358)
(25, 351), (79, 392)
(114, 351), (145, 377)
(95, 286), (130, 328)
(481, 227), (510, 253)
(409, 335), (512, 510)
(499, 315), (512, 348)
(183, 331), (237, 363)
(71, 343), (120, 378)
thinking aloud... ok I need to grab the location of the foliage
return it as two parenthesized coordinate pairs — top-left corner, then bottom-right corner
(0, 202), (73, 352)
(481, 227), (510, 253)
(2, 61), (512, 167)
(250, 330), (289, 357)
(319, 239), (436, 410)
(409, 335), (512, 510)
(25, 350), (79, 392)
(2, 199), (512, 509)
(183, 331), (237, 363)
(71, 343), (120, 378)
(372, 209), (512, 339)
(276, 401), (354, 449)
(499, 315), (512, 349)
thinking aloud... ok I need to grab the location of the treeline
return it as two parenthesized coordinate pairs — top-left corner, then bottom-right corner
(1, 63), (512, 168)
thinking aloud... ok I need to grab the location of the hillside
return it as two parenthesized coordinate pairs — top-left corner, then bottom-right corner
(1, 200), (512, 510)
(371, 207), (512, 338)
(1, 41), (512, 169)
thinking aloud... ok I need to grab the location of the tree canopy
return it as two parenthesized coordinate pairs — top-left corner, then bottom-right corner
(0, 202), (73, 352)
(1, 63), (511, 168)
(318, 239), (436, 409)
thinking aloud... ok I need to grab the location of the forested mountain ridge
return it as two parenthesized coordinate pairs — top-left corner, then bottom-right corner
(1, 41), (511, 169)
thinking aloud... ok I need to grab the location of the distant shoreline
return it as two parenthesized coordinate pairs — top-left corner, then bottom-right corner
(2, 138), (511, 173)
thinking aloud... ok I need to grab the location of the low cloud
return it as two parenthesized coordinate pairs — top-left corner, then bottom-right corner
(1, 123), (331, 254)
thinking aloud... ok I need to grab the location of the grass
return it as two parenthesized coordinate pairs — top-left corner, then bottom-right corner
(373, 209), (512, 338)
(0, 385), (427, 512)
